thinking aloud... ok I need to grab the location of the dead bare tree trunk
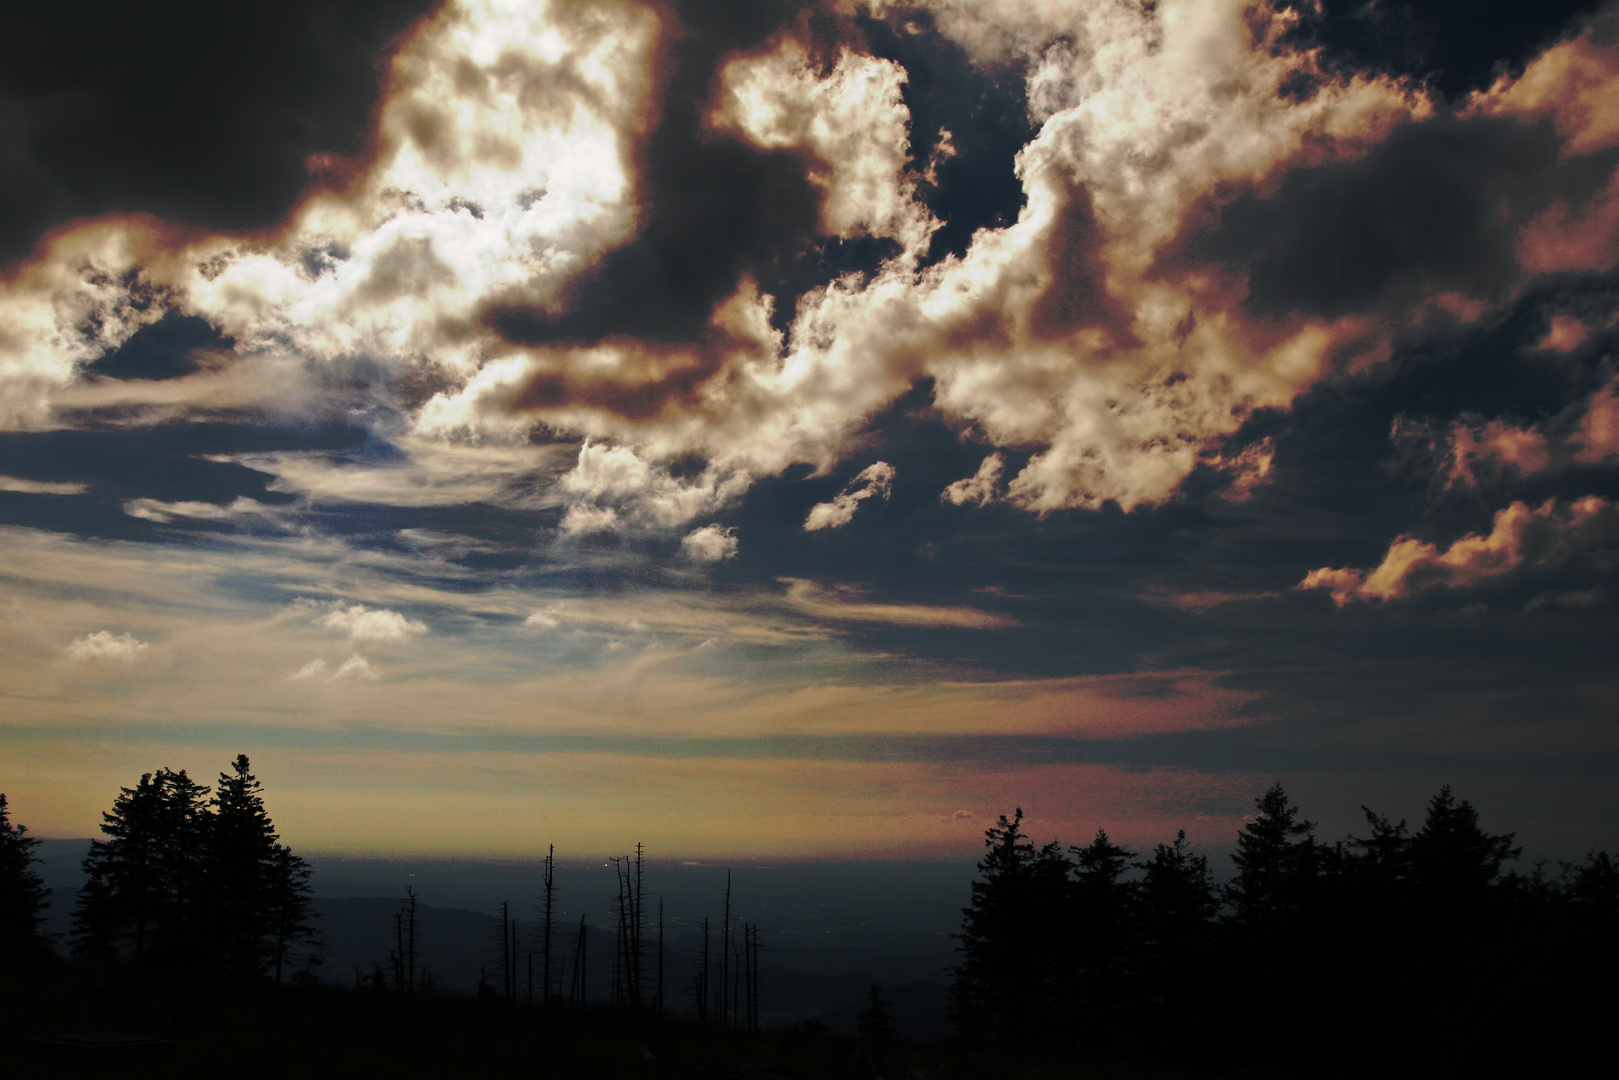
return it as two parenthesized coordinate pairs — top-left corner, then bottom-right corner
(698, 915), (710, 1024)
(540, 843), (555, 1005)
(633, 841), (646, 1009)
(393, 910), (404, 992)
(499, 901), (511, 1002)
(406, 886), (417, 995)
(721, 869), (732, 1026)
(569, 914), (588, 1007)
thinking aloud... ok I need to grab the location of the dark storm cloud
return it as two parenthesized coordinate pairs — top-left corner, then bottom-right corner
(1170, 115), (1619, 320)
(486, 2), (1034, 353)
(486, 0), (834, 347)
(0, 0), (439, 264)
(1278, 0), (1606, 97)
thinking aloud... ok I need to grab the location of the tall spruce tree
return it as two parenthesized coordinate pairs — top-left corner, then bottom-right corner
(74, 771), (197, 962)
(1225, 782), (1319, 927)
(211, 754), (286, 977)
(951, 809), (1070, 1043)
(1134, 830), (1216, 1027)
(1067, 829), (1137, 1051)
(267, 841), (317, 983)
(1410, 785), (1518, 907)
(0, 793), (50, 953)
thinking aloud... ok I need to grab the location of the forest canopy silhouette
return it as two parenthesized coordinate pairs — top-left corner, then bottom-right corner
(4, 775), (1618, 1076)
(951, 783), (1617, 1073)
(42, 755), (317, 981)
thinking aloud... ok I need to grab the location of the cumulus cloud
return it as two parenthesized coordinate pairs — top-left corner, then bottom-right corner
(4, 0), (1618, 524)
(715, 39), (936, 255)
(1574, 381), (1619, 463)
(525, 607), (562, 630)
(1440, 418), (1554, 487)
(804, 462), (895, 531)
(554, 441), (752, 534)
(1208, 438), (1276, 502)
(781, 577), (1018, 629)
(681, 524), (738, 562)
(1538, 314), (1593, 352)
(559, 503), (620, 536)
(1396, 372), (1619, 488)
(66, 630), (150, 662)
(942, 454), (1004, 507)
(1299, 497), (1619, 605)
(289, 653), (380, 682)
(305, 601), (428, 642)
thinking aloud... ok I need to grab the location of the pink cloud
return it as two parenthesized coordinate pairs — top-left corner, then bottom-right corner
(1443, 417), (1553, 487)
(1300, 497), (1619, 605)
(1574, 382), (1619, 462)
(1538, 314), (1592, 352)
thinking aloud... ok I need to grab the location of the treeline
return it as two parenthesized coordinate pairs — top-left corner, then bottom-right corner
(0, 755), (316, 981)
(953, 784), (1619, 1073)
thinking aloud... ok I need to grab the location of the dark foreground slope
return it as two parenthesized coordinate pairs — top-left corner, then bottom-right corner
(4, 953), (1293, 1080)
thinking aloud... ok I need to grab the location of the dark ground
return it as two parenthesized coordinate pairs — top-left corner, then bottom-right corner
(2, 953), (1306, 1080)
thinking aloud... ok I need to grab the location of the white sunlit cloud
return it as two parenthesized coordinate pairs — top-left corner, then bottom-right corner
(304, 600), (428, 642)
(681, 524), (738, 562)
(289, 653), (381, 682)
(804, 462), (895, 531)
(1, 0), (1617, 538)
(65, 630), (150, 662)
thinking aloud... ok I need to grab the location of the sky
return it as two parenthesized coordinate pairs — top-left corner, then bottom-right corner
(3, 0), (1619, 863)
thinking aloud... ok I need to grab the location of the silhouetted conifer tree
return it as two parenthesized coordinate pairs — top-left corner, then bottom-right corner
(1410, 785), (1518, 907)
(0, 793), (50, 953)
(1225, 782), (1319, 927)
(950, 808), (1070, 1043)
(856, 983), (898, 1042)
(74, 758), (313, 975)
(1067, 829), (1137, 1052)
(1133, 830), (1216, 1039)
(211, 754), (282, 976)
(267, 838), (317, 982)
(74, 768), (210, 964)
(1566, 849), (1619, 915)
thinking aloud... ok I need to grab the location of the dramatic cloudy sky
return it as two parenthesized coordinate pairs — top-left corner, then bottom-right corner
(4, 0), (1618, 860)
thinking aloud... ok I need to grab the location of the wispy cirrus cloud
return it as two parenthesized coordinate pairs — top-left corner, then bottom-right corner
(779, 578), (1017, 630)
(0, 476), (87, 495)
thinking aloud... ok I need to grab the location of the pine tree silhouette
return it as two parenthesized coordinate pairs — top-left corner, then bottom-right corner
(1067, 829), (1137, 1052)
(950, 809), (1070, 1042)
(0, 793), (50, 953)
(74, 769), (210, 964)
(856, 983), (898, 1042)
(212, 754), (283, 976)
(1410, 785), (1518, 906)
(1226, 782), (1319, 927)
(1134, 830), (1217, 1041)
(73, 757), (314, 975)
